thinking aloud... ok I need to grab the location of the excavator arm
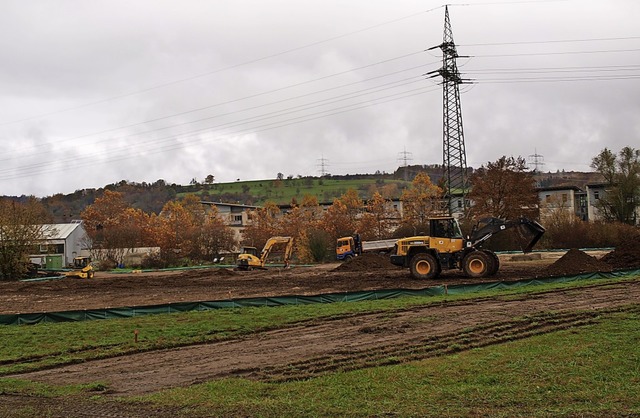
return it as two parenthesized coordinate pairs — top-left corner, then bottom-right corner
(468, 217), (545, 253)
(259, 236), (294, 267)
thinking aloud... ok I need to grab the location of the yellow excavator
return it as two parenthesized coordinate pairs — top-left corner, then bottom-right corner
(65, 256), (95, 279)
(236, 236), (294, 271)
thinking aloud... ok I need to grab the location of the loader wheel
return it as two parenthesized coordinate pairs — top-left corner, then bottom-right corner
(88, 271), (94, 279)
(409, 253), (439, 280)
(481, 250), (500, 276)
(463, 251), (491, 278)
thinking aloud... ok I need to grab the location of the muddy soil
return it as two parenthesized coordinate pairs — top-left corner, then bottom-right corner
(0, 249), (634, 315)
(542, 248), (612, 276)
(0, 255), (539, 315)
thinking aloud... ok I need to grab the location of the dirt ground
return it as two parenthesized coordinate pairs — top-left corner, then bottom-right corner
(2, 248), (640, 417)
(0, 249), (620, 315)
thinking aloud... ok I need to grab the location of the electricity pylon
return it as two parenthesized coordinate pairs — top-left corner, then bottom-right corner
(427, 5), (469, 215)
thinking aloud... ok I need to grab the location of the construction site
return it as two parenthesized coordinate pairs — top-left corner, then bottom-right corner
(1, 2), (639, 416)
(1, 243), (640, 416)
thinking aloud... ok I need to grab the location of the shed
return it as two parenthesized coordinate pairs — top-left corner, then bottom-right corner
(31, 221), (89, 269)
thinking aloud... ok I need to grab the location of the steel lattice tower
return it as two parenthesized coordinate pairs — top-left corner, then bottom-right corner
(428, 6), (468, 215)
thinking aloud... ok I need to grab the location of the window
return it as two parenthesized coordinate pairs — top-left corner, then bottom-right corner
(594, 191), (599, 200)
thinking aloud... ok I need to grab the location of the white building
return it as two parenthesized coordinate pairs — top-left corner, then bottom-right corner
(30, 221), (89, 269)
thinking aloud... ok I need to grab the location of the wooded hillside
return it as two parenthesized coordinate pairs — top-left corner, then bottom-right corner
(2, 166), (602, 223)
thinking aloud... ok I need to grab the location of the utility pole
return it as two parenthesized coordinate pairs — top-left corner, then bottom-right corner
(528, 149), (545, 172)
(397, 147), (413, 181)
(317, 156), (329, 177)
(427, 5), (469, 216)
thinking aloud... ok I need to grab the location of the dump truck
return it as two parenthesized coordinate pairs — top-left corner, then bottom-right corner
(336, 234), (397, 261)
(390, 216), (545, 279)
(236, 236), (294, 270)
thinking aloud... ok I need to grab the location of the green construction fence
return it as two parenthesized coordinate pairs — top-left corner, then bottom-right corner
(2, 268), (639, 326)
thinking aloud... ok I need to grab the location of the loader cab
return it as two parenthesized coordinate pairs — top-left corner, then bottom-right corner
(430, 217), (463, 239)
(72, 256), (91, 269)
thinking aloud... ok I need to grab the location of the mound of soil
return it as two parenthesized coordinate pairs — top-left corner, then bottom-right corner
(601, 240), (640, 270)
(334, 253), (393, 272)
(542, 248), (611, 277)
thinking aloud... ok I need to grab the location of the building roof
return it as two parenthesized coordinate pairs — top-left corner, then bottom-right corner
(41, 222), (84, 240)
(200, 201), (260, 209)
(537, 185), (583, 192)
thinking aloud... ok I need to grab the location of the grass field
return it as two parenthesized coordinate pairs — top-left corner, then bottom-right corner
(141, 313), (639, 417)
(188, 177), (409, 205)
(1, 278), (639, 417)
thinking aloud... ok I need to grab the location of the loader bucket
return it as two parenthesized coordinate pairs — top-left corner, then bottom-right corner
(517, 219), (546, 253)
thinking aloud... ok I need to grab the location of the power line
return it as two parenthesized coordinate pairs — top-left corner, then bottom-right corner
(470, 48), (640, 58)
(461, 36), (640, 47)
(0, 8), (443, 127)
(0, 59), (434, 164)
(0, 85), (441, 180)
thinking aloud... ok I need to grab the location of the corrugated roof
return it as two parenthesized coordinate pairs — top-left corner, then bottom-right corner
(41, 223), (83, 240)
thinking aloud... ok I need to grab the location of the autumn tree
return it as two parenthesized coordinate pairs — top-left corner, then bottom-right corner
(81, 190), (153, 265)
(591, 146), (640, 224)
(197, 205), (238, 261)
(240, 201), (281, 248)
(286, 195), (330, 262)
(338, 188), (363, 222)
(468, 156), (539, 220)
(314, 188), (359, 236)
(400, 172), (444, 231)
(278, 195), (324, 263)
(357, 192), (394, 240)
(0, 197), (50, 280)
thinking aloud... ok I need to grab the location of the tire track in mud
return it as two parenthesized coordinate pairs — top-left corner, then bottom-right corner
(246, 305), (640, 382)
(9, 280), (640, 396)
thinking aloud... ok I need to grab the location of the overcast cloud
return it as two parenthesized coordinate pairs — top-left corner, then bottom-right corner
(0, 0), (638, 197)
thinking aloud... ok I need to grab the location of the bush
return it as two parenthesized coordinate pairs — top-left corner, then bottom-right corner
(542, 217), (640, 249)
(306, 229), (332, 262)
(141, 252), (170, 269)
(97, 258), (117, 271)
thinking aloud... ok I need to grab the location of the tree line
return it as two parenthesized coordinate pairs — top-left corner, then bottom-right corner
(1, 147), (638, 279)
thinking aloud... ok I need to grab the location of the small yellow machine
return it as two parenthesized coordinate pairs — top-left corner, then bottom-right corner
(65, 256), (95, 279)
(236, 236), (294, 270)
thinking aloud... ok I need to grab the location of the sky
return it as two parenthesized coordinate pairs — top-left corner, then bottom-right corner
(1, 0), (638, 197)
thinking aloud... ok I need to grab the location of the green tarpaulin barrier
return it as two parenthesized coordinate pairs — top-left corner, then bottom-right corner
(1, 269), (639, 326)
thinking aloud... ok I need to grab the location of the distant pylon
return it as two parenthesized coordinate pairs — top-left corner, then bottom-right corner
(427, 5), (469, 215)
(398, 147), (413, 181)
(317, 156), (329, 177)
(528, 149), (545, 172)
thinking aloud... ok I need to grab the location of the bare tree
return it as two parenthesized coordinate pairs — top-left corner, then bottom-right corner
(591, 147), (640, 224)
(0, 197), (50, 280)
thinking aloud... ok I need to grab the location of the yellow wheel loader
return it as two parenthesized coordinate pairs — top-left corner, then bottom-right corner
(236, 236), (294, 271)
(390, 216), (545, 280)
